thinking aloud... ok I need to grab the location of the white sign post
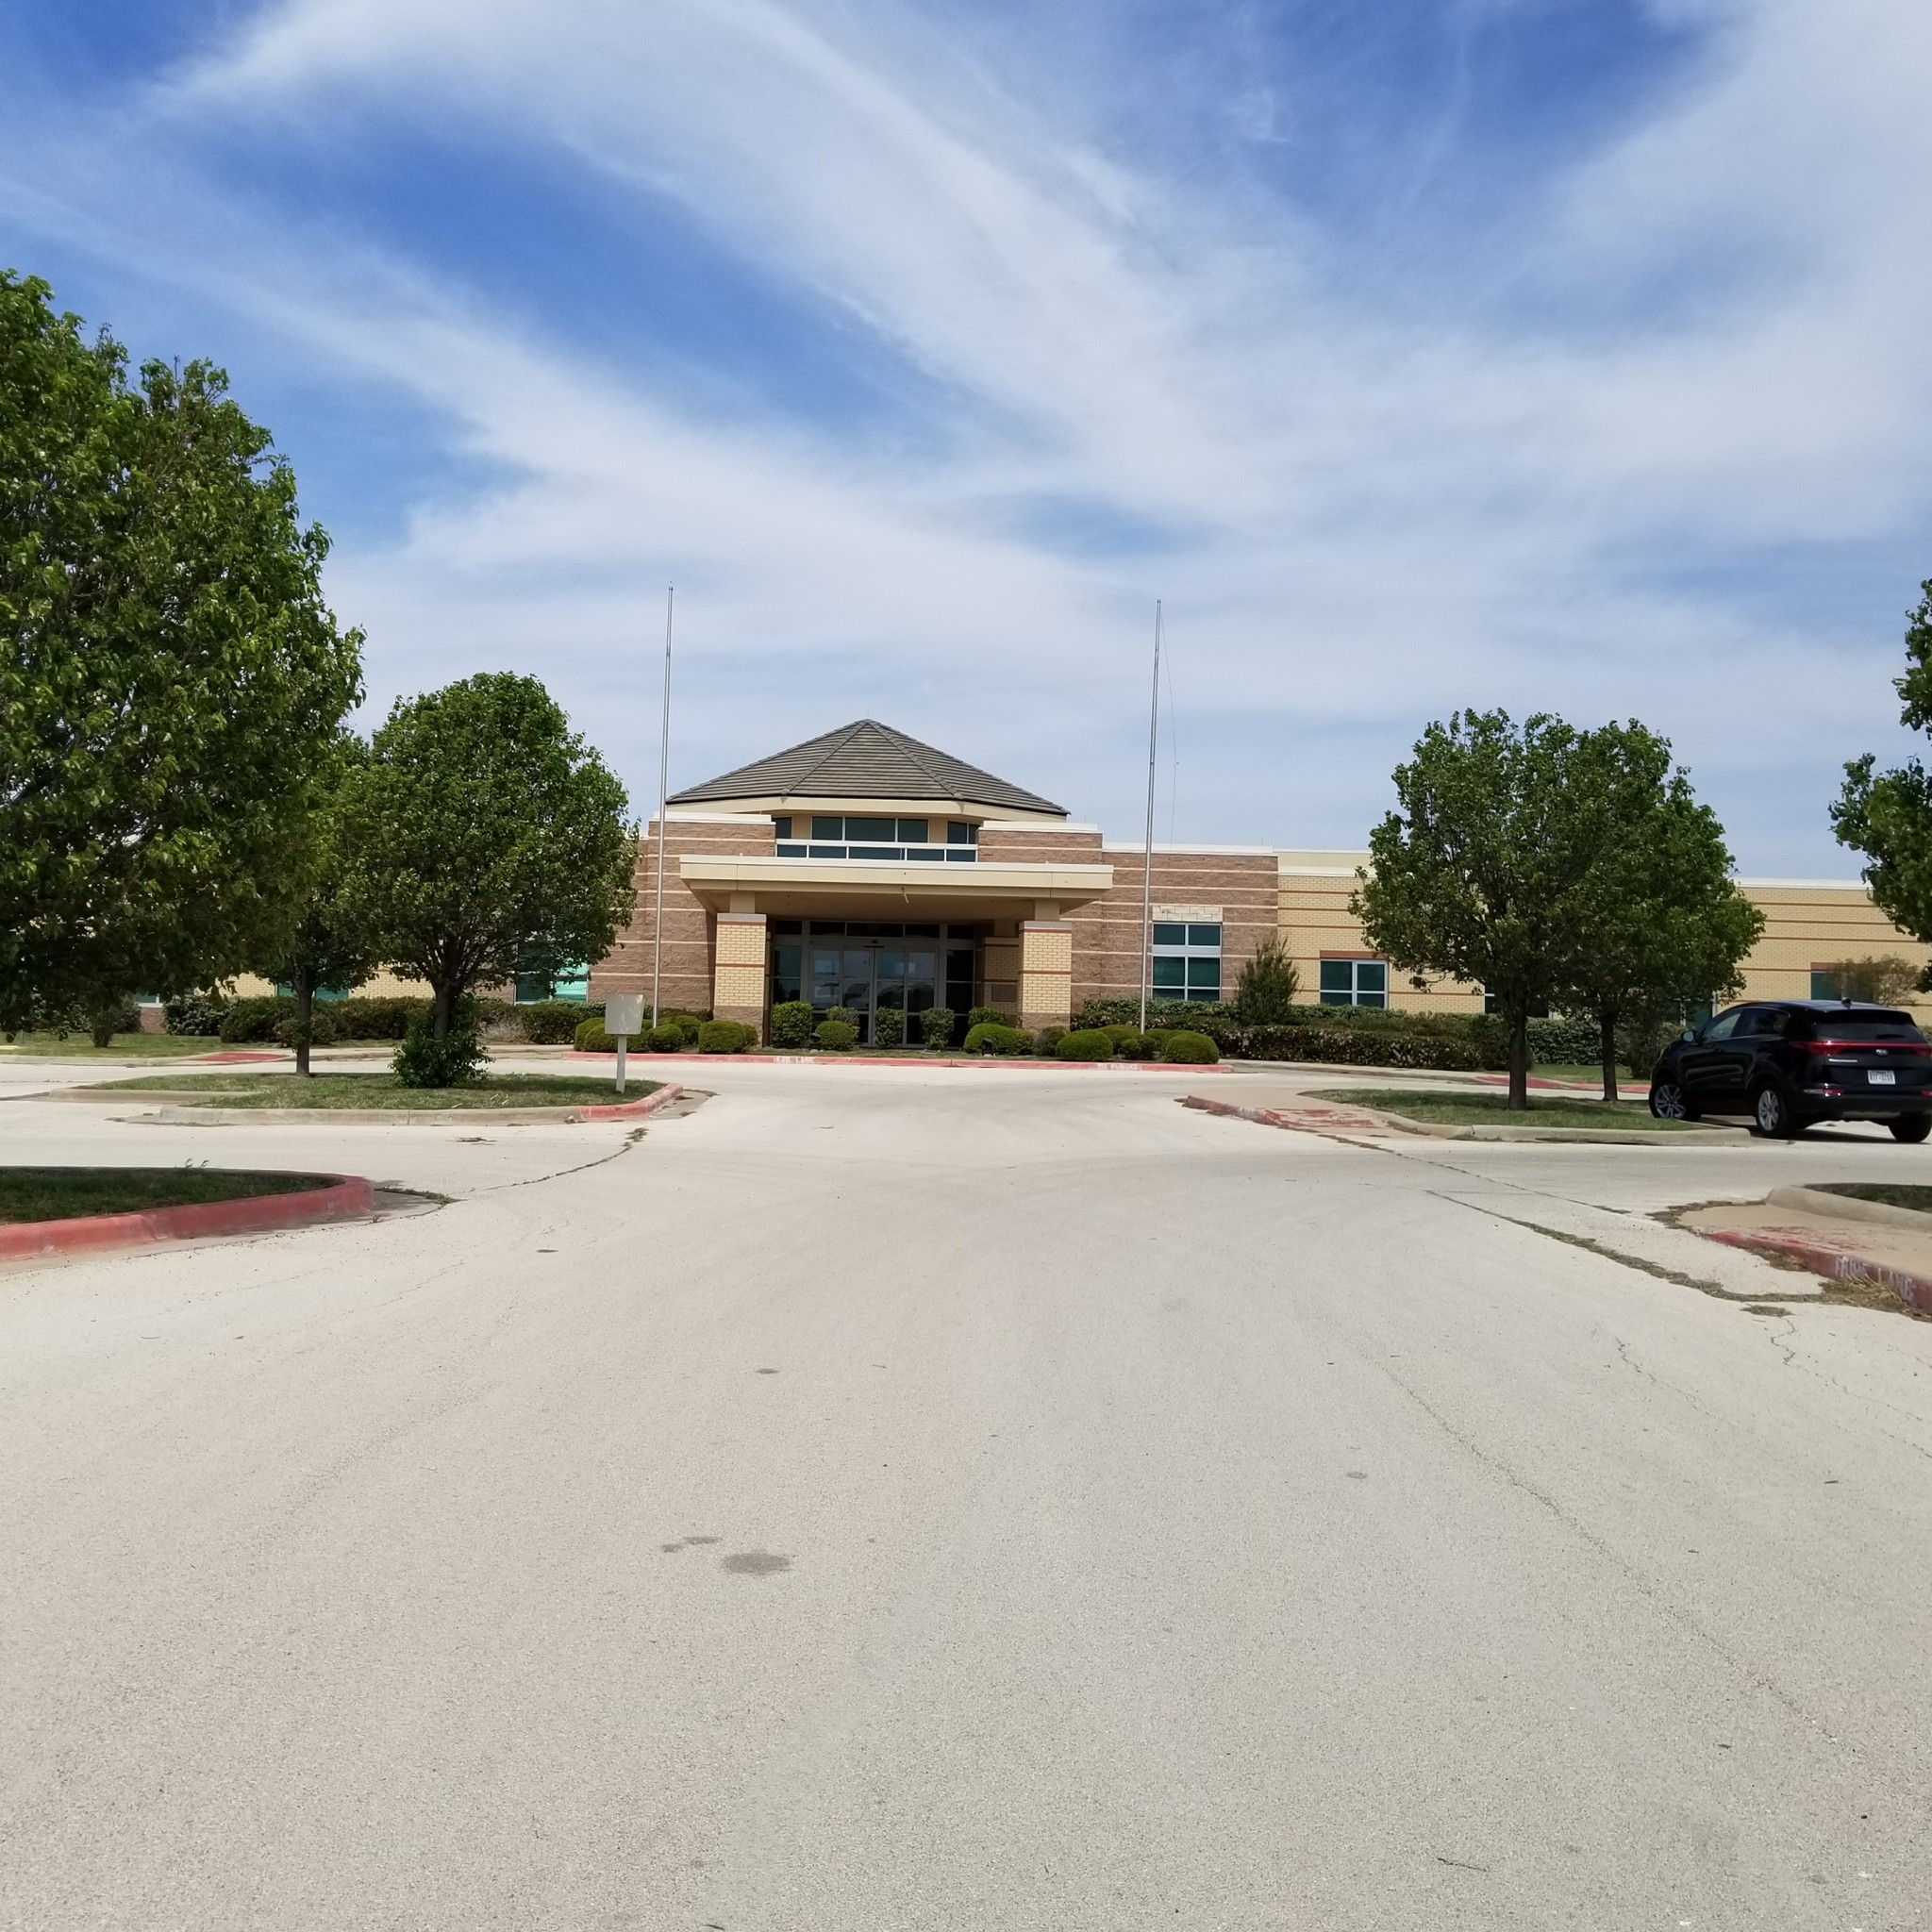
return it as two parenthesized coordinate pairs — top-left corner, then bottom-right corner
(605, 994), (645, 1095)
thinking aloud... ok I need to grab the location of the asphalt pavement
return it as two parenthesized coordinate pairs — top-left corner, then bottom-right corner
(4, 1053), (1931, 1929)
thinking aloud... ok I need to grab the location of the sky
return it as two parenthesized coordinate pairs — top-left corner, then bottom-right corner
(4, 0), (1930, 874)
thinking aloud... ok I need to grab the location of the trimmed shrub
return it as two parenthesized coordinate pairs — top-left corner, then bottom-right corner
(220, 995), (293, 1043)
(574, 1017), (617, 1052)
(964, 1023), (1033, 1056)
(1110, 1030), (1160, 1060)
(1231, 1024), (1483, 1071)
(517, 999), (601, 1045)
(769, 1000), (814, 1049)
(873, 1007), (906, 1048)
(699, 1019), (756, 1053)
(643, 1023), (686, 1053)
(922, 1007), (956, 1050)
(1078, 997), (1238, 1033)
(87, 998), (142, 1046)
(1035, 1024), (1067, 1055)
(275, 1006), (341, 1049)
(966, 1006), (1009, 1031)
(1056, 1028), (1115, 1060)
(335, 996), (431, 1041)
(1159, 1029), (1220, 1064)
(815, 1019), (858, 1052)
(394, 1006), (486, 1087)
(163, 991), (228, 1037)
(1527, 1016), (1605, 1066)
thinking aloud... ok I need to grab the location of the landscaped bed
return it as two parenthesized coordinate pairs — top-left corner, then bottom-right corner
(0, 1032), (234, 1058)
(0, 1167), (338, 1223)
(92, 1073), (658, 1110)
(1806, 1182), (1932, 1214)
(1303, 1087), (1706, 1131)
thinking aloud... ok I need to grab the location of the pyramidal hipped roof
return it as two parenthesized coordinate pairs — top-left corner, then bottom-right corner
(669, 720), (1066, 817)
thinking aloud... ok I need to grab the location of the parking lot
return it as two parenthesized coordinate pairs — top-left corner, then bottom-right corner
(5, 1051), (1931, 1928)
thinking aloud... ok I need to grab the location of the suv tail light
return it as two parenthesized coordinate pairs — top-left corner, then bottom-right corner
(1799, 1038), (1931, 1055)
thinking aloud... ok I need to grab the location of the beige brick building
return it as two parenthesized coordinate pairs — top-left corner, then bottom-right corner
(591, 720), (1932, 1041)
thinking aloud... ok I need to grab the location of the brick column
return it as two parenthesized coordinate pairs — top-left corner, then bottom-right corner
(1019, 921), (1074, 1031)
(712, 912), (769, 1036)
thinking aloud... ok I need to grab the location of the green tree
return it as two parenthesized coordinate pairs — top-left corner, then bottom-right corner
(339, 674), (636, 1082)
(1834, 581), (1932, 948)
(1354, 710), (1603, 1109)
(0, 273), (362, 1033)
(1233, 932), (1301, 1024)
(1549, 723), (1762, 1101)
(1811, 955), (1921, 1006)
(256, 733), (375, 1077)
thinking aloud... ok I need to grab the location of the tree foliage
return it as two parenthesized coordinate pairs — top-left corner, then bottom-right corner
(1354, 710), (1757, 1108)
(339, 673), (636, 1074)
(1810, 955), (1921, 1006)
(1834, 582), (1932, 947)
(0, 272), (362, 1032)
(254, 732), (376, 1075)
(1354, 712), (1605, 1107)
(1547, 723), (1761, 1100)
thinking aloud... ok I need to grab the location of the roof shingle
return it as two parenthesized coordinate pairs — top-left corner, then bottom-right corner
(669, 720), (1066, 816)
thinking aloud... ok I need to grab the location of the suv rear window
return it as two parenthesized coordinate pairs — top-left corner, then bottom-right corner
(1796, 1012), (1924, 1042)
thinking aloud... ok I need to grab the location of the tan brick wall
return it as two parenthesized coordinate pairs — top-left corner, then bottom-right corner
(1276, 861), (1484, 1015)
(1734, 883), (1930, 1007)
(591, 814), (775, 1016)
(1019, 921), (1074, 1029)
(1073, 849), (1278, 1013)
(712, 912), (769, 1032)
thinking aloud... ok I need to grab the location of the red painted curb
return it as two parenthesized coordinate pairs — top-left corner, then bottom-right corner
(570, 1051), (1232, 1072)
(0, 1174), (376, 1263)
(575, 1082), (685, 1122)
(1698, 1225), (1932, 1316)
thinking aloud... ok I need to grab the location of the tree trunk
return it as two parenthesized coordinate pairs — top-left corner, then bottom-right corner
(293, 967), (314, 1078)
(432, 982), (455, 1041)
(1508, 1009), (1529, 1110)
(1600, 1007), (1620, 1104)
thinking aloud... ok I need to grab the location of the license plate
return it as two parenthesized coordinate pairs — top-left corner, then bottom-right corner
(1869, 1069), (1897, 1085)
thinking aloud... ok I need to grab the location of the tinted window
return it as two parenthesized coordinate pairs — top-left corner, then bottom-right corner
(1699, 1008), (1744, 1041)
(1742, 1008), (1790, 1037)
(1804, 1015), (1925, 1042)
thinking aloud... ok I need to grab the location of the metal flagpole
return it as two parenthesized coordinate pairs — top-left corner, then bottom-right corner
(1139, 599), (1161, 1033)
(650, 586), (675, 1027)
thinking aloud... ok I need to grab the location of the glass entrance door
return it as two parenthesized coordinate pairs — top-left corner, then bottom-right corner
(806, 939), (940, 1042)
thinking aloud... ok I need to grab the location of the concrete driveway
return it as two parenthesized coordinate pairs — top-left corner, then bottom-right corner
(3, 1055), (1930, 1928)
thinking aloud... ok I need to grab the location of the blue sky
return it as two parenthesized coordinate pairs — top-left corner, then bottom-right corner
(5, 0), (1930, 872)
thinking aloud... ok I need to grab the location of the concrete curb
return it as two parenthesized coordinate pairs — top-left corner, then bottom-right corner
(0, 1174), (375, 1262)
(1766, 1184), (1932, 1234)
(91, 1082), (685, 1128)
(1181, 1093), (1732, 1144)
(1697, 1223), (1932, 1316)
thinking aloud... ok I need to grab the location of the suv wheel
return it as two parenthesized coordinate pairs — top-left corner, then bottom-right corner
(1751, 1081), (1804, 1139)
(1649, 1079), (1698, 1122)
(1890, 1114), (1932, 1143)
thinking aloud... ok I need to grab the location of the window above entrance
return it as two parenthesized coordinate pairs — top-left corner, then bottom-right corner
(772, 814), (978, 862)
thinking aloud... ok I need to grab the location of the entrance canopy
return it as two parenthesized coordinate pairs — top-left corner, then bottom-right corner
(677, 852), (1112, 921)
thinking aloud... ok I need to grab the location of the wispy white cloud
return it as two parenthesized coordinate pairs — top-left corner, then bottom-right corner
(4, 0), (1929, 862)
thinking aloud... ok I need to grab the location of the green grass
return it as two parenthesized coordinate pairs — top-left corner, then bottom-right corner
(92, 1072), (659, 1109)
(1305, 1087), (1704, 1130)
(0, 1031), (228, 1058)
(1809, 1182), (1932, 1213)
(0, 1166), (334, 1223)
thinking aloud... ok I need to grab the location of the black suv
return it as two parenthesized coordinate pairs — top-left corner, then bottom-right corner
(1649, 1000), (1932, 1140)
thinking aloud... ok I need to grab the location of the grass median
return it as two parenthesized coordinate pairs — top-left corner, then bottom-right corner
(93, 1073), (659, 1110)
(0, 1167), (337, 1223)
(1305, 1087), (1706, 1130)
